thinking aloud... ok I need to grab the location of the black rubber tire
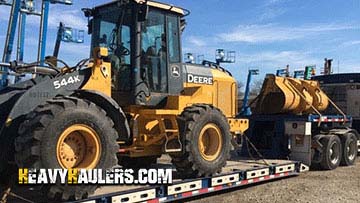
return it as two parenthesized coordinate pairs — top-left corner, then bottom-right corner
(340, 132), (358, 166)
(170, 104), (231, 178)
(14, 96), (119, 201)
(118, 156), (158, 169)
(0, 117), (24, 185)
(0, 88), (27, 185)
(320, 135), (342, 170)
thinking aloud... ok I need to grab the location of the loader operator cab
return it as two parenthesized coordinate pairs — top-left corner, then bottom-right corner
(88, 0), (184, 107)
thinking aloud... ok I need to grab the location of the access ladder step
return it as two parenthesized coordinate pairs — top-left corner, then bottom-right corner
(165, 148), (182, 153)
(165, 129), (178, 133)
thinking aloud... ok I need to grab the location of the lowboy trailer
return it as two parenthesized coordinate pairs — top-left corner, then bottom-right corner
(3, 158), (308, 203)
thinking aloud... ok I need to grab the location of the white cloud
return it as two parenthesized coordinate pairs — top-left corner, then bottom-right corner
(59, 43), (90, 55)
(48, 9), (87, 29)
(0, 4), (85, 29)
(341, 40), (360, 47)
(187, 36), (207, 47)
(235, 50), (360, 74)
(265, 0), (289, 6)
(219, 23), (357, 43)
(237, 50), (317, 67)
(259, 7), (286, 21)
(259, 0), (289, 21)
(23, 8), (86, 30)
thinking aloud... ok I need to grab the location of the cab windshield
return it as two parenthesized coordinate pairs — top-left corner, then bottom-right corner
(91, 5), (132, 91)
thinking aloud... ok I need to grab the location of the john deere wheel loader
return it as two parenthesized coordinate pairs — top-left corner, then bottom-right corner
(0, 0), (248, 201)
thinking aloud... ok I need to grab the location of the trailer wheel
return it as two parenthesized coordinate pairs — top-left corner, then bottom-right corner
(340, 132), (357, 166)
(171, 105), (231, 178)
(15, 96), (118, 201)
(320, 135), (342, 170)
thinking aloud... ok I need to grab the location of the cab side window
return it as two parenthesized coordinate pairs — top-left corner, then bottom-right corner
(167, 15), (180, 63)
(141, 10), (168, 93)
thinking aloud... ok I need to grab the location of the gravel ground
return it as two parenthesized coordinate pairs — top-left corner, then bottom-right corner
(188, 160), (360, 203)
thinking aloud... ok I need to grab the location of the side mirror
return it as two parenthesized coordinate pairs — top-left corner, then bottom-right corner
(82, 8), (93, 34)
(87, 19), (93, 34)
(138, 4), (149, 22)
(82, 8), (93, 18)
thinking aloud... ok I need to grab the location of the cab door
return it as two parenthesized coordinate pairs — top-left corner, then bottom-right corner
(141, 10), (168, 94)
(166, 14), (183, 95)
(139, 9), (183, 106)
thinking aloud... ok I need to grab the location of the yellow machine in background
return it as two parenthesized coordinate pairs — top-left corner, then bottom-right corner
(254, 74), (329, 114)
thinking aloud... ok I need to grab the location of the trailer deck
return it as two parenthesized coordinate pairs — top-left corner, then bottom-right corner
(78, 159), (308, 203)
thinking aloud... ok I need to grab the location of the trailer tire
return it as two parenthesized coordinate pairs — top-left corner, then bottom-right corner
(340, 132), (357, 166)
(320, 135), (342, 170)
(171, 105), (231, 178)
(14, 96), (118, 201)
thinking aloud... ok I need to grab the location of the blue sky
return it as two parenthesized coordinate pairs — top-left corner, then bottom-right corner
(0, 0), (360, 83)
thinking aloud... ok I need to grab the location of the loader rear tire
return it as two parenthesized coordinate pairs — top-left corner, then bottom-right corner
(14, 96), (119, 201)
(171, 105), (231, 178)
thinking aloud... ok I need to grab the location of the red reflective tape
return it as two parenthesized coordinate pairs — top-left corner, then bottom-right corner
(242, 180), (249, 184)
(264, 175), (270, 180)
(199, 188), (208, 193)
(274, 173), (281, 177)
(253, 178), (260, 182)
(214, 186), (223, 191)
(118, 149), (126, 153)
(147, 199), (159, 203)
(182, 191), (193, 197)
(284, 172), (289, 176)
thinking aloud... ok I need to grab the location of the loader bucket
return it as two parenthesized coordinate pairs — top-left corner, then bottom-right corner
(301, 80), (329, 113)
(287, 78), (313, 114)
(254, 74), (329, 115)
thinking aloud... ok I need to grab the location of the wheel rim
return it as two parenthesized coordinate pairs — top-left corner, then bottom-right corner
(347, 137), (357, 161)
(56, 124), (101, 169)
(329, 141), (340, 165)
(198, 123), (223, 162)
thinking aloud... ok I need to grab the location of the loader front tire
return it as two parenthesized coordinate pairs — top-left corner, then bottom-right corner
(0, 118), (24, 185)
(15, 96), (119, 201)
(171, 105), (231, 178)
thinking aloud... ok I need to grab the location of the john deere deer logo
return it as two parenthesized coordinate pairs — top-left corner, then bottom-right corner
(171, 66), (180, 77)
